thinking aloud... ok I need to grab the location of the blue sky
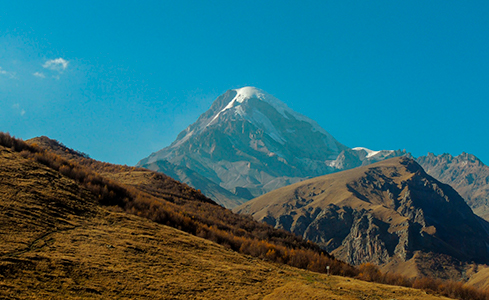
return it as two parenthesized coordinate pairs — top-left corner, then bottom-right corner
(1, 1), (488, 165)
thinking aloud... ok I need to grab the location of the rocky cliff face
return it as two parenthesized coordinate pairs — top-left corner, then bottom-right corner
(235, 157), (489, 278)
(417, 152), (489, 221)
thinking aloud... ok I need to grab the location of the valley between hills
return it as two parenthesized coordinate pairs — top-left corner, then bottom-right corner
(2, 87), (489, 299)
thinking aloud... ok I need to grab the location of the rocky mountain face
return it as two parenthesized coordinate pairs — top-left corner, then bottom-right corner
(234, 157), (489, 280)
(138, 87), (404, 207)
(140, 158), (247, 208)
(416, 152), (489, 222)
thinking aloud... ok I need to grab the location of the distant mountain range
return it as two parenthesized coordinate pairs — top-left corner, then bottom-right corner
(138, 87), (405, 207)
(234, 157), (489, 281)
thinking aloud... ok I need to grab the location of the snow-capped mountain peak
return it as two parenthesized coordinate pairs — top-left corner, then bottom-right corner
(206, 86), (333, 140)
(231, 86), (290, 118)
(137, 86), (406, 208)
(207, 86), (288, 127)
(138, 87), (347, 196)
(163, 86), (347, 157)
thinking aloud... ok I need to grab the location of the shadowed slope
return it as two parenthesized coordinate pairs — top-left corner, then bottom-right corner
(417, 152), (489, 221)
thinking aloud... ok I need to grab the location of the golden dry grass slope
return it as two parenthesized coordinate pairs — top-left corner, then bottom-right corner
(28, 136), (246, 208)
(0, 144), (458, 299)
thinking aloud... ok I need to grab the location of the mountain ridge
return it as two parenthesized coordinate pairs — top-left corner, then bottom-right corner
(234, 156), (489, 281)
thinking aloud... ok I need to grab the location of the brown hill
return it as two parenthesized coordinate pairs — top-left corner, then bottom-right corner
(27, 136), (218, 205)
(27, 136), (247, 208)
(235, 157), (489, 282)
(417, 152), (489, 222)
(22, 135), (347, 270)
(0, 137), (463, 299)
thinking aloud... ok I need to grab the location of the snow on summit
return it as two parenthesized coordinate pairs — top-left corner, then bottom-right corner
(207, 86), (333, 137)
(172, 86), (346, 151)
(212, 86), (286, 119)
(231, 86), (293, 119)
(234, 86), (264, 99)
(206, 86), (280, 127)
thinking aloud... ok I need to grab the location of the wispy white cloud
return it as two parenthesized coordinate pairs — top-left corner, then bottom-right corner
(0, 66), (15, 78)
(12, 103), (26, 116)
(42, 58), (69, 72)
(33, 72), (46, 78)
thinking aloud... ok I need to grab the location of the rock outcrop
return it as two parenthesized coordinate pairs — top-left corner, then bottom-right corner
(235, 157), (489, 279)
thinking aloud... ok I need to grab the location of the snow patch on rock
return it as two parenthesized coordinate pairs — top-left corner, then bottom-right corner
(353, 147), (394, 158)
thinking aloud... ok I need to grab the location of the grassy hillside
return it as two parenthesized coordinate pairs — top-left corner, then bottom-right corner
(2, 133), (489, 299)
(23, 135), (356, 276)
(0, 143), (454, 299)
